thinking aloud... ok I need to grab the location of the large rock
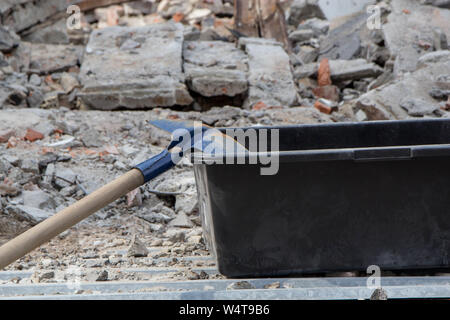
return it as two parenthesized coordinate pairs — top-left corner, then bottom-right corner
(240, 38), (297, 108)
(383, 0), (450, 75)
(79, 23), (193, 110)
(0, 0), (70, 32)
(319, 12), (368, 61)
(356, 59), (450, 120)
(183, 41), (248, 97)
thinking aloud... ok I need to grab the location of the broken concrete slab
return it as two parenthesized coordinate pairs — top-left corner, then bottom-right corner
(383, 0), (450, 75)
(240, 38), (297, 108)
(417, 50), (450, 68)
(79, 23), (193, 110)
(0, 25), (20, 53)
(356, 59), (450, 120)
(294, 59), (383, 82)
(26, 42), (84, 75)
(0, 0), (69, 32)
(319, 11), (368, 61)
(183, 41), (248, 97)
(22, 18), (70, 45)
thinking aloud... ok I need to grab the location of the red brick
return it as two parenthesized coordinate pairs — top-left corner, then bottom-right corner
(24, 128), (44, 142)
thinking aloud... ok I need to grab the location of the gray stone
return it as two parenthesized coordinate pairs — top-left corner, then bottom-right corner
(60, 72), (79, 93)
(421, 0), (450, 9)
(241, 38), (297, 108)
(383, 0), (450, 74)
(164, 229), (186, 243)
(295, 45), (319, 64)
(26, 87), (44, 108)
(127, 235), (149, 257)
(227, 281), (255, 290)
(294, 59), (383, 82)
(356, 59), (450, 120)
(288, 0), (326, 27)
(20, 159), (39, 174)
(22, 18), (69, 45)
(27, 42), (83, 74)
(80, 128), (103, 148)
(289, 29), (315, 43)
(370, 288), (388, 300)
(28, 74), (41, 86)
(417, 51), (450, 68)
(0, 25), (20, 52)
(0, 0), (68, 32)
(54, 166), (76, 188)
(96, 270), (108, 282)
(319, 12), (368, 60)
(23, 189), (55, 210)
(12, 205), (52, 222)
(297, 18), (330, 36)
(183, 41), (248, 97)
(79, 23), (193, 110)
(400, 98), (440, 117)
(169, 212), (193, 228)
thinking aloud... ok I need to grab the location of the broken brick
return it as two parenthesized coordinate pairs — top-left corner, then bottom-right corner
(172, 12), (185, 23)
(312, 85), (340, 102)
(252, 101), (268, 111)
(318, 58), (332, 87)
(24, 128), (44, 142)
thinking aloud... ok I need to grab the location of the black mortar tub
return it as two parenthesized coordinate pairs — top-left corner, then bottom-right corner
(192, 119), (450, 278)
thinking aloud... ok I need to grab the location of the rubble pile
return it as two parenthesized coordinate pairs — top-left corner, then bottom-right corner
(0, 0), (449, 283)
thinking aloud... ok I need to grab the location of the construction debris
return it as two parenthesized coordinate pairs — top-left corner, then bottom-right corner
(0, 0), (449, 293)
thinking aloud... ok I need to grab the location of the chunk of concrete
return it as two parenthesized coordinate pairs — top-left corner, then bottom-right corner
(319, 12), (368, 61)
(240, 38), (297, 108)
(79, 23), (193, 110)
(0, 25), (20, 52)
(183, 41), (248, 97)
(0, 0), (68, 32)
(356, 59), (450, 120)
(27, 42), (83, 74)
(383, 0), (450, 74)
(294, 59), (383, 82)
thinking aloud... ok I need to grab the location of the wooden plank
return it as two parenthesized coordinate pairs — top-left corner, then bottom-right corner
(234, 0), (290, 50)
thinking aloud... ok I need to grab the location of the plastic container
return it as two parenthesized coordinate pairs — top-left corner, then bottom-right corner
(192, 119), (450, 278)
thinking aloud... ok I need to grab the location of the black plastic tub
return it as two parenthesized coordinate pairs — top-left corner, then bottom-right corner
(192, 119), (450, 278)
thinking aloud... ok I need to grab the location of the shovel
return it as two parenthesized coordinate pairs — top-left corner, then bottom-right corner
(0, 120), (245, 270)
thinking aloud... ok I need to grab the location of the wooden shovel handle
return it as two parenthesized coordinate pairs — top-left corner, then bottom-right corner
(0, 169), (144, 270)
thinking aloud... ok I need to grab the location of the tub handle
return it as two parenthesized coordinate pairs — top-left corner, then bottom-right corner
(354, 147), (412, 162)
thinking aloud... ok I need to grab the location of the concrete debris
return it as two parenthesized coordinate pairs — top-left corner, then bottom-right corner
(79, 23), (193, 110)
(400, 98), (440, 117)
(26, 43), (83, 75)
(183, 41), (248, 97)
(383, 0), (450, 75)
(241, 38), (297, 108)
(356, 58), (450, 120)
(1, 0), (450, 288)
(0, 26), (20, 53)
(169, 212), (194, 228)
(127, 234), (149, 257)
